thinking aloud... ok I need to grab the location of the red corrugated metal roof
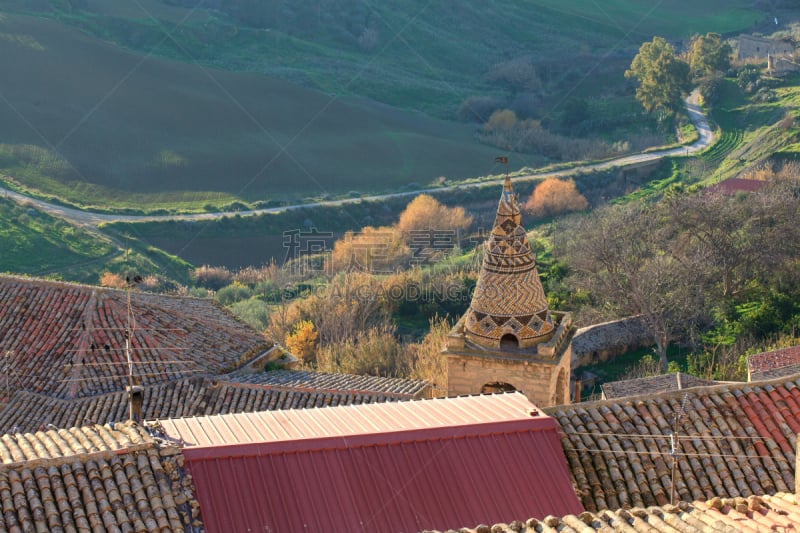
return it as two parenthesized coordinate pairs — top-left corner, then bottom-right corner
(158, 393), (582, 532)
(159, 391), (539, 447)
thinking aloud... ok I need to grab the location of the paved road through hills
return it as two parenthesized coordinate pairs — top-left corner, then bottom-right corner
(0, 91), (714, 228)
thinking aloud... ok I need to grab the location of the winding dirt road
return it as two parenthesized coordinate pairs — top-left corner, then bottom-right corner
(0, 91), (714, 228)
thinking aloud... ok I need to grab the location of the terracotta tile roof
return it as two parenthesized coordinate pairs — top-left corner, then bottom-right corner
(0, 422), (150, 466)
(426, 493), (800, 532)
(0, 422), (203, 532)
(749, 345), (800, 380)
(0, 275), (270, 400)
(601, 372), (721, 399)
(546, 376), (800, 512)
(223, 369), (431, 398)
(0, 374), (413, 433)
(706, 178), (767, 195)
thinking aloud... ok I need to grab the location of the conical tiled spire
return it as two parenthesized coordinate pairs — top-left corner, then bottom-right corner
(464, 177), (554, 349)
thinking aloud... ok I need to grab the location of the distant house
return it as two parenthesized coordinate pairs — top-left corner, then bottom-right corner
(738, 34), (795, 61)
(737, 34), (798, 75)
(158, 392), (583, 532)
(748, 344), (800, 381)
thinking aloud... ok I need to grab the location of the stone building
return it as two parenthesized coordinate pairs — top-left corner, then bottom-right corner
(737, 34), (794, 61)
(443, 177), (572, 406)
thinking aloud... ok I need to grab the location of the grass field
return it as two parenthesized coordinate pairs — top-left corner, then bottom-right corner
(703, 76), (800, 182)
(0, 193), (196, 283)
(0, 12), (504, 212)
(0, 1), (768, 213)
(12, 0), (763, 118)
(0, 196), (114, 278)
(531, 1), (761, 39)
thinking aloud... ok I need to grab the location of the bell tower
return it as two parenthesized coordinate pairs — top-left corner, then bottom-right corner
(444, 177), (573, 407)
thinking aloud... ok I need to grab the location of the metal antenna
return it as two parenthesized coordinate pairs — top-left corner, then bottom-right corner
(125, 275), (144, 422)
(670, 394), (689, 505)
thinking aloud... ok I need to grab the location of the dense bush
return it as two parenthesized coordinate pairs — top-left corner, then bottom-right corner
(215, 283), (253, 306)
(698, 73), (724, 106)
(193, 265), (233, 291)
(524, 178), (589, 219)
(480, 109), (622, 161)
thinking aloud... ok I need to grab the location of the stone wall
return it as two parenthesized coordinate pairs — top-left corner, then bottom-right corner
(571, 316), (651, 368)
(769, 55), (799, 76)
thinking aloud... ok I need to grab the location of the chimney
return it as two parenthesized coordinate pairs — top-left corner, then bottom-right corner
(573, 378), (582, 403)
(127, 385), (144, 423)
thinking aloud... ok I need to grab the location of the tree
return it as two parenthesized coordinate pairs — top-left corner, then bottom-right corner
(483, 109), (518, 132)
(561, 98), (589, 130)
(192, 265), (233, 291)
(284, 320), (318, 363)
(405, 315), (450, 394)
(396, 195), (473, 262)
(397, 194), (473, 235)
(316, 323), (406, 376)
(625, 37), (691, 114)
(486, 57), (542, 94)
(689, 33), (732, 78)
(328, 226), (410, 273)
(524, 178), (588, 218)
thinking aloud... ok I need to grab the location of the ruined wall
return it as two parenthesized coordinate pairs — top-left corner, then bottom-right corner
(571, 316), (651, 368)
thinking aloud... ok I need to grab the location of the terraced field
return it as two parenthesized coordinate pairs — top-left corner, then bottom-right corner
(702, 127), (745, 166)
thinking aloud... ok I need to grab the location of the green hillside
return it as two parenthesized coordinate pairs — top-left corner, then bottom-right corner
(6, 1), (763, 114)
(0, 12), (510, 212)
(0, 194), (195, 283)
(7, 0), (764, 111)
(0, 196), (113, 277)
(0, 1), (766, 212)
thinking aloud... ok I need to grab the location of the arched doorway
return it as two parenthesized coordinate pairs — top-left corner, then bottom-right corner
(500, 333), (519, 349)
(481, 381), (517, 394)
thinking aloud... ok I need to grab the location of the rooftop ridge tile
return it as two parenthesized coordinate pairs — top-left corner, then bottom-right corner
(425, 493), (800, 533)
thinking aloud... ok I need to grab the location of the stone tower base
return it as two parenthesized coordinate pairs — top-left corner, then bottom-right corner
(444, 311), (573, 408)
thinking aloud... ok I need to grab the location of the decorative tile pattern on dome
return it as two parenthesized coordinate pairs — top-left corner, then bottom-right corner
(463, 179), (555, 348)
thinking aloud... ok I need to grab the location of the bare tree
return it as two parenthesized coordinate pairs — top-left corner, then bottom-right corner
(561, 203), (701, 371)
